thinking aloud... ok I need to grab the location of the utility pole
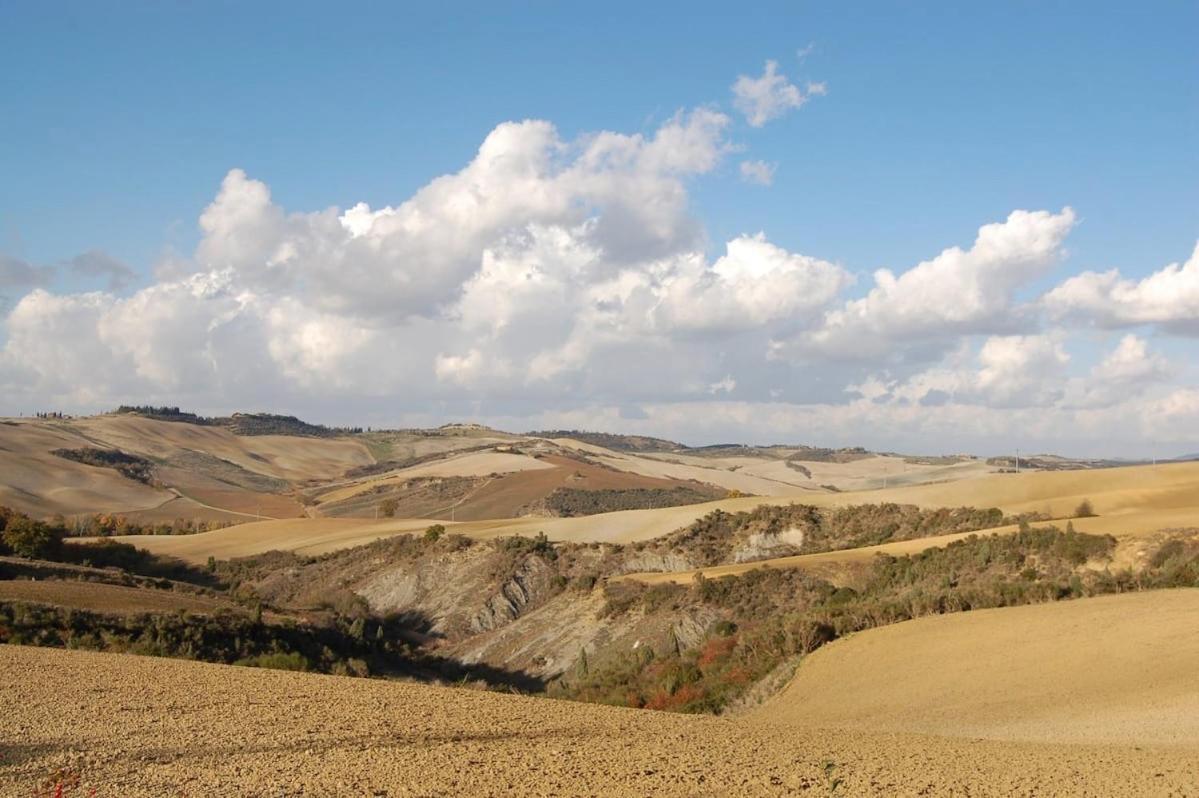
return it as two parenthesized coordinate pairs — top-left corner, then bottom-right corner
(1015, 448), (1020, 474)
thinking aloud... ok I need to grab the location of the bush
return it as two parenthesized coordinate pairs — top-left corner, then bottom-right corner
(424, 524), (445, 542)
(51, 447), (155, 484)
(1074, 499), (1096, 518)
(2, 517), (63, 559)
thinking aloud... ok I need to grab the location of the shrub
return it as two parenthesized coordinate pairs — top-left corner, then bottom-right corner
(424, 524), (445, 542)
(1074, 499), (1096, 518)
(2, 517), (63, 559)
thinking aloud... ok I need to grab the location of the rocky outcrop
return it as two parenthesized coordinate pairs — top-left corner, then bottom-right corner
(731, 527), (806, 563)
(471, 557), (554, 632)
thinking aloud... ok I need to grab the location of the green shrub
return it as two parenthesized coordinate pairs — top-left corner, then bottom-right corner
(2, 517), (63, 559)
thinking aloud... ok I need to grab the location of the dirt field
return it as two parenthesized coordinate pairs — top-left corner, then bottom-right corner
(637, 450), (997, 492)
(0, 415), (372, 520)
(0, 420), (172, 517)
(0, 580), (238, 615)
(759, 589), (1199, 747)
(422, 454), (721, 521)
(3, 642), (1196, 797)
(315, 451), (557, 505)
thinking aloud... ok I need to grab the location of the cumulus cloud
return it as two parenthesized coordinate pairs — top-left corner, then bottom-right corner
(2, 99), (1196, 455)
(184, 109), (732, 322)
(791, 208), (1077, 360)
(1044, 241), (1199, 333)
(0, 110), (848, 416)
(738, 160), (777, 186)
(1090, 334), (1170, 384)
(865, 334), (1069, 410)
(732, 60), (821, 127)
(651, 234), (851, 334)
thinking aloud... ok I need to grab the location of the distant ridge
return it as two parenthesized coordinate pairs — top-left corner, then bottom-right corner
(113, 406), (362, 437)
(527, 430), (685, 452)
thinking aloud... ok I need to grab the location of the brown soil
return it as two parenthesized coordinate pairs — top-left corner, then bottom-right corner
(2, 644), (1195, 796)
(0, 581), (237, 615)
(438, 454), (718, 521)
(760, 589), (1199, 746)
(179, 487), (306, 519)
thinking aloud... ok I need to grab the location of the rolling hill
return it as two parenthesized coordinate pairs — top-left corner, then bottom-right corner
(4, 618), (1196, 796)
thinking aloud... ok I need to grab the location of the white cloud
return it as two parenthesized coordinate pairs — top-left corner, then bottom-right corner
(739, 160), (777, 186)
(794, 208), (1077, 360)
(2, 98), (1196, 456)
(182, 109), (732, 323)
(866, 334), (1069, 410)
(974, 335), (1070, 406)
(652, 233), (852, 334)
(1090, 334), (1170, 384)
(1044, 241), (1199, 333)
(732, 60), (820, 127)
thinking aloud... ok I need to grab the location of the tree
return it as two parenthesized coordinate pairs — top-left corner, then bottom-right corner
(1074, 499), (1096, 518)
(3, 516), (63, 559)
(576, 646), (589, 677)
(379, 498), (399, 518)
(424, 523), (445, 542)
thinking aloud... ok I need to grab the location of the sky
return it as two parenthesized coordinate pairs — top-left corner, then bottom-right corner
(1, 2), (1197, 456)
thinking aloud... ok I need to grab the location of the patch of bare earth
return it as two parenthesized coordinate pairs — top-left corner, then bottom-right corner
(2, 644), (1196, 796)
(0, 581), (238, 615)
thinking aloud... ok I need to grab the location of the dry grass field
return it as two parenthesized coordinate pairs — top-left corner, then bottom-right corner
(758, 589), (1199, 747)
(2, 638), (1196, 797)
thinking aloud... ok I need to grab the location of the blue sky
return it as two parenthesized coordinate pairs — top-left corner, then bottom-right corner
(1, 2), (1197, 454)
(4, 2), (1194, 280)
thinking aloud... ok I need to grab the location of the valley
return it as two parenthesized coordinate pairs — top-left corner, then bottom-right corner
(2, 410), (1198, 795)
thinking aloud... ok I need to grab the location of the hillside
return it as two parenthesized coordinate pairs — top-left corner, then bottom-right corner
(3, 641), (1195, 796)
(5, 417), (1199, 794)
(758, 589), (1199, 746)
(526, 429), (686, 452)
(100, 459), (1199, 567)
